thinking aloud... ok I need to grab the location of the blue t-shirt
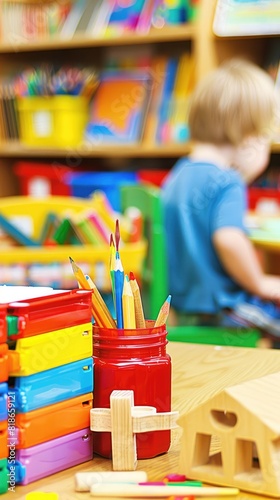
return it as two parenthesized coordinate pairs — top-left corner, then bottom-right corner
(161, 158), (248, 314)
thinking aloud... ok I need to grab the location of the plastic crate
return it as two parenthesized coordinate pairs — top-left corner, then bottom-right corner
(247, 187), (280, 212)
(65, 171), (138, 211)
(137, 169), (169, 187)
(17, 96), (89, 147)
(14, 161), (74, 197)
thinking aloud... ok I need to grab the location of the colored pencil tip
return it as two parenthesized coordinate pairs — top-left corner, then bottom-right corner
(110, 233), (115, 247)
(69, 256), (74, 263)
(167, 295), (171, 304)
(115, 219), (120, 251)
(129, 271), (135, 280)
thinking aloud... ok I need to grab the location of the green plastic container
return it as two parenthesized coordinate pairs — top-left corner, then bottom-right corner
(167, 326), (261, 347)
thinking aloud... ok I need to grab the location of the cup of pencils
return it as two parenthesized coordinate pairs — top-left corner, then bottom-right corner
(69, 219), (171, 332)
(70, 219), (172, 461)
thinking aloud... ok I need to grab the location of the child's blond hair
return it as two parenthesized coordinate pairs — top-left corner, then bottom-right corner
(189, 58), (278, 145)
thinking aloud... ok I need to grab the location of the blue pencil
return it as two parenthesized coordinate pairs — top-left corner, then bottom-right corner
(114, 251), (124, 328)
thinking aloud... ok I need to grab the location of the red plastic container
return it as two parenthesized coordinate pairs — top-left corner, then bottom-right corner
(247, 187), (280, 211)
(14, 161), (74, 197)
(137, 169), (169, 187)
(92, 321), (171, 459)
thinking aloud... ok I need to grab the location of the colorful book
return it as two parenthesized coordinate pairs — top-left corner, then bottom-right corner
(213, 0), (280, 36)
(60, 0), (88, 38)
(105, 0), (146, 35)
(136, 0), (161, 33)
(155, 57), (178, 143)
(74, 0), (101, 34)
(86, 0), (116, 38)
(142, 56), (169, 143)
(0, 213), (39, 247)
(85, 69), (152, 143)
(169, 52), (195, 142)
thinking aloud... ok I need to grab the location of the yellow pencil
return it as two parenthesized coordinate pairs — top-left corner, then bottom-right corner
(154, 295), (171, 327)
(85, 274), (116, 328)
(69, 256), (89, 289)
(122, 275), (136, 329)
(129, 271), (145, 328)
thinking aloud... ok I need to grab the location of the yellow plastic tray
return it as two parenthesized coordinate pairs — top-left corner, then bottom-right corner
(9, 322), (92, 376)
(0, 196), (147, 289)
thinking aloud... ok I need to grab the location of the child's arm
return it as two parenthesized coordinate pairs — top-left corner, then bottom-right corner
(213, 227), (280, 303)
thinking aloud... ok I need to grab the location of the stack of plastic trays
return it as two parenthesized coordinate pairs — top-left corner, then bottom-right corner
(6, 289), (94, 485)
(0, 304), (8, 495)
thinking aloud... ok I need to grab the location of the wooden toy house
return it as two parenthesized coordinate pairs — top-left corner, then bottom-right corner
(178, 371), (280, 497)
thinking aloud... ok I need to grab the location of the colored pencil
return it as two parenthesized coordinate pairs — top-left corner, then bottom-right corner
(85, 274), (116, 328)
(115, 218), (120, 251)
(69, 256), (89, 290)
(110, 233), (116, 307)
(154, 295), (171, 327)
(129, 271), (145, 328)
(69, 257), (111, 328)
(114, 251), (124, 329)
(122, 275), (136, 329)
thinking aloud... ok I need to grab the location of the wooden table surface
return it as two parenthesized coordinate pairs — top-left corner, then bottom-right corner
(12, 342), (280, 500)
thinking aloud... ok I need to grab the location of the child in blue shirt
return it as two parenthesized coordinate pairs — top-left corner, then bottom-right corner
(162, 58), (280, 341)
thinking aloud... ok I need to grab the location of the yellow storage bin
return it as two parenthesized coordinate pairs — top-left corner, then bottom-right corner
(17, 96), (89, 147)
(0, 196), (147, 290)
(9, 322), (93, 376)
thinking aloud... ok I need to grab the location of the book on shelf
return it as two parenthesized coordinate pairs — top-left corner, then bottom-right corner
(136, 0), (160, 33)
(0, 0), (197, 44)
(155, 57), (178, 143)
(213, 0), (280, 36)
(0, 84), (19, 141)
(0, 0), (71, 43)
(85, 69), (152, 144)
(141, 56), (169, 143)
(73, 0), (102, 35)
(60, 0), (89, 38)
(105, 0), (146, 35)
(168, 52), (195, 143)
(86, 0), (116, 38)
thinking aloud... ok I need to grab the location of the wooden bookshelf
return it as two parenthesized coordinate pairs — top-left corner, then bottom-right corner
(0, 141), (193, 158)
(0, 24), (196, 53)
(0, 0), (279, 196)
(0, 140), (280, 158)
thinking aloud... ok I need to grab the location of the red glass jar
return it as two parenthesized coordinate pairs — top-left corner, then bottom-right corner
(92, 321), (171, 459)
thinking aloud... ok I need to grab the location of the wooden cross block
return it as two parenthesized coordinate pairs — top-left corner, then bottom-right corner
(90, 390), (179, 471)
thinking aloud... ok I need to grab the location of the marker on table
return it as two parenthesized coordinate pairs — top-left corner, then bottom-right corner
(75, 471), (148, 492)
(90, 483), (239, 497)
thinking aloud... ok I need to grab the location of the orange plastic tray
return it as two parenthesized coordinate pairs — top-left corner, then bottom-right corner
(0, 344), (8, 383)
(16, 392), (93, 449)
(0, 420), (7, 458)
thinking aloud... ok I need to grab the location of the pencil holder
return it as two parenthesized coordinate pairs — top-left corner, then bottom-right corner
(92, 321), (171, 460)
